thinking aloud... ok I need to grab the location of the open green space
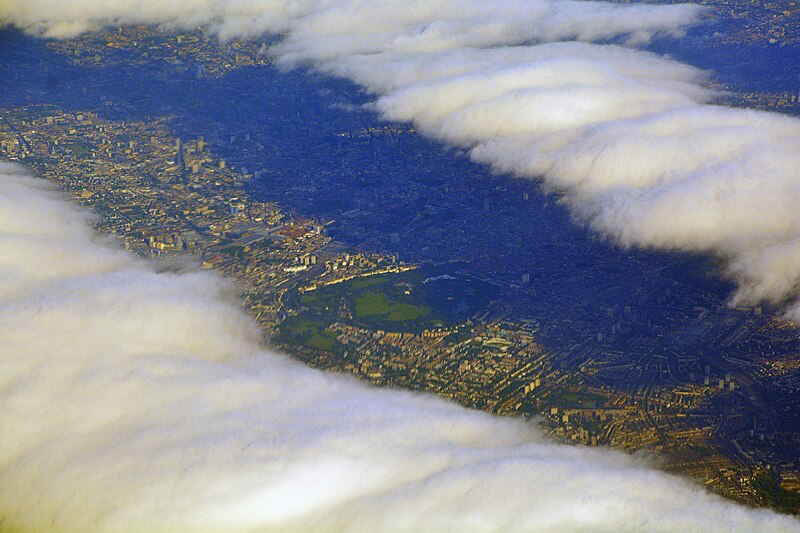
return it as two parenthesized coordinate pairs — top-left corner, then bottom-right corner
(355, 291), (430, 322)
(216, 244), (245, 258)
(349, 276), (388, 290)
(9, 105), (55, 120)
(753, 471), (800, 514)
(443, 329), (472, 345)
(298, 275), (443, 332)
(295, 265), (493, 333)
(66, 143), (92, 157)
(279, 265), (495, 355)
(548, 389), (606, 409)
(483, 338), (514, 350)
(275, 316), (341, 352)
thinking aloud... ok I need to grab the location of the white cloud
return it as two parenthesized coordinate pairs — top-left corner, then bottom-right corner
(1, 164), (798, 532)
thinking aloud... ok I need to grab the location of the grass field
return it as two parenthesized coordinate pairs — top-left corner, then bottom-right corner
(290, 265), (494, 338)
(548, 390), (606, 409)
(355, 291), (430, 322)
(752, 471), (800, 514)
(66, 143), (92, 157)
(276, 316), (340, 352)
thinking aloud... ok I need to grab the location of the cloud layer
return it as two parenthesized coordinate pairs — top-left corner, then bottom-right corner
(0, 0), (700, 43)
(1, 163), (799, 531)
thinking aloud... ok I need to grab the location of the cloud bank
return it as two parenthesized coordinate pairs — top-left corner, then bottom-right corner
(4, 0), (800, 320)
(1, 163), (799, 531)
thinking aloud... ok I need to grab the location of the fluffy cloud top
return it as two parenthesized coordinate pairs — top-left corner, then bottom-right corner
(1, 164), (799, 531)
(0, 0), (700, 43)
